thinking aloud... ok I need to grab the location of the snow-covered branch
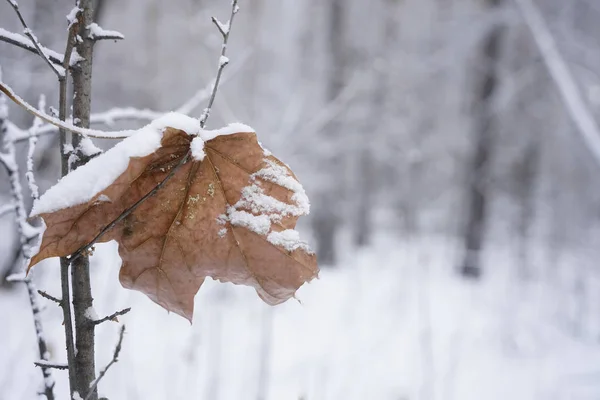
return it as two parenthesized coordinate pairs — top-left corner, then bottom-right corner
(4, 0), (65, 77)
(0, 27), (63, 66)
(514, 0), (600, 166)
(1, 67), (54, 400)
(87, 23), (124, 41)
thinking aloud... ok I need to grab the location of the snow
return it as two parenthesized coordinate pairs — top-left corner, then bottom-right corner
(66, 6), (80, 27)
(3, 235), (600, 399)
(30, 113), (200, 216)
(0, 28), (64, 68)
(84, 306), (98, 321)
(86, 23), (125, 40)
(5, 272), (25, 282)
(213, 18), (230, 35)
(266, 229), (313, 253)
(190, 136), (206, 161)
(198, 122), (254, 141)
(226, 208), (271, 236)
(219, 55), (230, 67)
(76, 137), (102, 157)
(252, 159), (310, 215)
(72, 391), (83, 400)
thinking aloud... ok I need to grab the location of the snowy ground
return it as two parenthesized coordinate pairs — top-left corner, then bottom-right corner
(2, 232), (600, 400)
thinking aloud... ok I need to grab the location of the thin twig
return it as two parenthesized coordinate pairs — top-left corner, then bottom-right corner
(93, 307), (131, 325)
(34, 361), (69, 370)
(37, 290), (62, 305)
(5, 0), (64, 77)
(199, 0), (239, 128)
(0, 28), (63, 65)
(83, 325), (125, 400)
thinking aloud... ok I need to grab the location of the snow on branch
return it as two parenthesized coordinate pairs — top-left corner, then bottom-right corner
(4, 0), (65, 77)
(0, 28), (63, 66)
(1, 77), (54, 399)
(87, 23), (124, 41)
(514, 0), (600, 166)
(2, 50), (248, 142)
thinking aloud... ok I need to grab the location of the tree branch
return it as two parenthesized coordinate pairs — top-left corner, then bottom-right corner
(83, 325), (125, 400)
(4, 0), (64, 77)
(93, 307), (131, 325)
(199, 0), (239, 128)
(0, 28), (64, 66)
(0, 66), (54, 400)
(34, 361), (69, 370)
(37, 290), (62, 305)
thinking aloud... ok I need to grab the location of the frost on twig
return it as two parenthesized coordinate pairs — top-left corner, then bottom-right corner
(1, 67), (54, 400)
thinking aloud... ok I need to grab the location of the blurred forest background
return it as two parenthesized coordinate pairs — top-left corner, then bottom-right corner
(2, 0), (600, 399)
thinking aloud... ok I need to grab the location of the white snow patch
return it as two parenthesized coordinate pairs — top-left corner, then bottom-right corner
(252, 159), (310, 215)
(234, 184), (305, 222)
(66, 7), (80, 26)
(77, 136), (101, 157)
(198, 122), (254, 141)
(258, 141), (272, 156)
(226, 208), (271, 236)
(72, 391), (83, 400)
(87, 23), (125, 40)
(84, 306), (98, 321)
(218, 228), (227, 238)
(190, 136), (205, 161)
(219, 55), (229, 67)
(5, 272), (26, 282)
(31, 113), (200, 216)
(267, 229), (313, 253)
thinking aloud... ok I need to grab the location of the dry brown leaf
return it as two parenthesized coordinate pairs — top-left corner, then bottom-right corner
(29, 126), (318, 321)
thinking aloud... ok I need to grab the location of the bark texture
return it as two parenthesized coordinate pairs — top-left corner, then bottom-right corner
(70, 1), (98, 398)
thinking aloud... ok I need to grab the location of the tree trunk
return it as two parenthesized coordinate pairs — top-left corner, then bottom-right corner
(459, 0), (505, 279)
(311, 0), (346, 264)
(70, 1), (98, 398)
(514, 142), (539, 280)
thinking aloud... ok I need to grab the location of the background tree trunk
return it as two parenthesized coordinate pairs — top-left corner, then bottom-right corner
(459, 0), (505, 279)
(312, 0), (346, 265)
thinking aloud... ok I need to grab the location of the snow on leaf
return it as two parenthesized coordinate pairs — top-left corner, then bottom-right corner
(28, 118), (318, 321)
(267, 229), (313, 253)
